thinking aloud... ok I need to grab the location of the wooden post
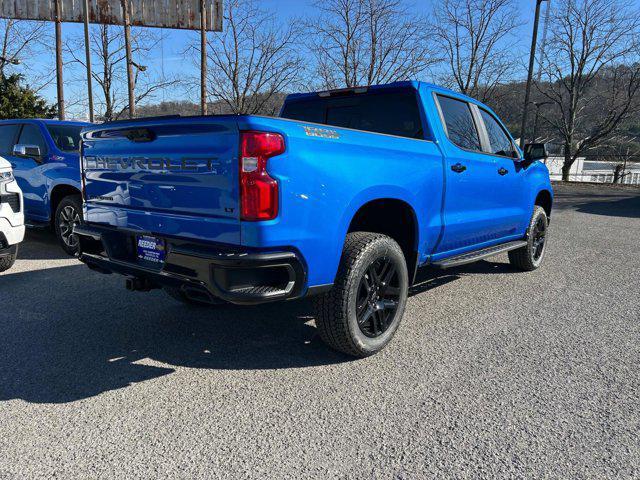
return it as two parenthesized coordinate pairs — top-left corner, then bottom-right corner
(122, 0), (135, 119)
(200, 0), (208, 116)
(82, 0), (94, 123)
(54, 0), (65, 120)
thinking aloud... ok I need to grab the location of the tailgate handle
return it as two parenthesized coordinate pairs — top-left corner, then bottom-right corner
(124, 128), (156, 143)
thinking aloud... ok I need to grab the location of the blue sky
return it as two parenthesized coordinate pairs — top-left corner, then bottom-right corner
(13, 0), (588, 116)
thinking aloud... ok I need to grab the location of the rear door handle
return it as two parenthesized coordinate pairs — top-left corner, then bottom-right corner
(498, 167), (509, 176)
(451, 163), (466, 173)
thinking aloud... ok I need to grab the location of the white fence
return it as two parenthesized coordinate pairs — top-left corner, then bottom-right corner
(546, 156), (640, 185)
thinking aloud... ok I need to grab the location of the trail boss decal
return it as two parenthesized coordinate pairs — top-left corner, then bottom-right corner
(302, 126), (341, 139)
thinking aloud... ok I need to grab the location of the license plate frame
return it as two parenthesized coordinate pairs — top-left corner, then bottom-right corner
(136, 235), (166, 265)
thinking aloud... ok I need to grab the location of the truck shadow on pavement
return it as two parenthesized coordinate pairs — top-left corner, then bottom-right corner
(0, 263), (352, 404)
(1, 239), (516, 404)
(574, 195), (640, 218)
(554, 188), (640, 218)
(17, 229), (72, 260)
(410, 260), (515, 296)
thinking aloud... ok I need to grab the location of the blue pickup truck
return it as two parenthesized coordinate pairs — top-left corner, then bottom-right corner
(0, 119), (92, 255)
(75, 82), (553, 357)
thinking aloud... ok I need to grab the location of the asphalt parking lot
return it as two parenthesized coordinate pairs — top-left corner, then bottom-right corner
(0, 183), (638, 479)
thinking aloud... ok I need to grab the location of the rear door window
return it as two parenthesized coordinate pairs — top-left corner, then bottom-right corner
(479, 109), (518, 158)
(281, 90), (425, 140)
(0, 124), (20, 156)
(17, 124), (48, 154)
(46, 125), (83, 151)
(436, 95), (482, 152)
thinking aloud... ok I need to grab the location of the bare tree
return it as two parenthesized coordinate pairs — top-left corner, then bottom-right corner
(66, 25), (179, 121)
(198, 0), (303, 115)
(0, 19), (48, 74)
(0, 19), (54, 93)
(537, 0), (640, 181)
(433, 0), (521, 102)
(598, 136), (640, 184)
(308, 0), (437, 90)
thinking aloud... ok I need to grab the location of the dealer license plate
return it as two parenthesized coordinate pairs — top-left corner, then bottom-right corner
(136, 235), (166, 264)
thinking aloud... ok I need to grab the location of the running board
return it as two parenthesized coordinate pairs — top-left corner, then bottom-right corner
(432, 240), (527, 269)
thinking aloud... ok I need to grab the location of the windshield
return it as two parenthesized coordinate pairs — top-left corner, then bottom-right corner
(46, 125), (84, 151)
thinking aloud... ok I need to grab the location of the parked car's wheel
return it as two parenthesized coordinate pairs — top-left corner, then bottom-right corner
(163, 286), (225, 306)
(509, 205), (548, 271)
(54, 195), (83, 256)
(0, 246), (18, 273)
(314, 232), (409, 358)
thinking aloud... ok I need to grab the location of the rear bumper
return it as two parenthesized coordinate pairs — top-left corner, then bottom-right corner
(75, 224), (308, 305)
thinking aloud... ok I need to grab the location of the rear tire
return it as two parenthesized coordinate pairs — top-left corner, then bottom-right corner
(54, 194), (83, 256)
(314, 232), (409, 358)
(509, 206), (548, 271)
(0, 246), (17, 272)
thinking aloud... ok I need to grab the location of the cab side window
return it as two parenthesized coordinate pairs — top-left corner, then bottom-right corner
(0, 124), (20, 156)
(437, 95), (482, 152)
(17, 124), (48, 154)
(479, 109), (518, 158)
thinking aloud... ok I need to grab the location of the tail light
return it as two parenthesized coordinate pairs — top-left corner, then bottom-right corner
(240, 131), (285, 221)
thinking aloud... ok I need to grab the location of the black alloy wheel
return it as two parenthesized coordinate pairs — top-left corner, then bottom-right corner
(59, 205), (81, 249)
(531, 215), (547, 261)
(314, 232), (409, 357)
(356, 256), (402, 338)
(508, 205), (549, 271)
(54, 195), (84, 256)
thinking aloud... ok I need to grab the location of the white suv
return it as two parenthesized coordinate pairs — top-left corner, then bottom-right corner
(0, 156), (24, 272)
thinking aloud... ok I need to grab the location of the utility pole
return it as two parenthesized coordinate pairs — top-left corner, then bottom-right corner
(54, 0), (65, 120)
(536, 0), (551, 84)
(200, 0), (208, 115)
(122, 0), (135, 119)
(82, 0), (94, 123)
(532, 101), (551, 142)
(531, 1), (552, 143)
(519, 0), (548, 149)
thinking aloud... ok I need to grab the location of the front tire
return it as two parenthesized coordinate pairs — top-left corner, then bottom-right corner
(314, 232), (409, 358)
(54, 195), (83, 256)
(509, 205), (549, 271)
(0, 246), (17, 272)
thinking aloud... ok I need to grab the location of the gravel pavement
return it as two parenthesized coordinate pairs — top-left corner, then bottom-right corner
(0, 183), (638, 479)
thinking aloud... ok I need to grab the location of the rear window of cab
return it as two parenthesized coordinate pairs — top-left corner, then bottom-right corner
(281, 89), (427, 140)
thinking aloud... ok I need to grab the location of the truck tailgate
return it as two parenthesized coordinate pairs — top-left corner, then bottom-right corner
(81, 118), (240, 244)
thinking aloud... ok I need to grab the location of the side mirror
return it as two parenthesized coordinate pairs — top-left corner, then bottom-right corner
(13, 144), (42, 161)
(523, 143), (548, 162)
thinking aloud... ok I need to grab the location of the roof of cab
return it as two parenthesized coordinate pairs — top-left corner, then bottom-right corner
(285, 81), (423, 101)
(284, 80), (480, 105)
(0, 118), (91, 126)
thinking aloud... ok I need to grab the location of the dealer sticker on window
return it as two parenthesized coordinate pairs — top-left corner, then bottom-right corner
(137, 235), (166, 264)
